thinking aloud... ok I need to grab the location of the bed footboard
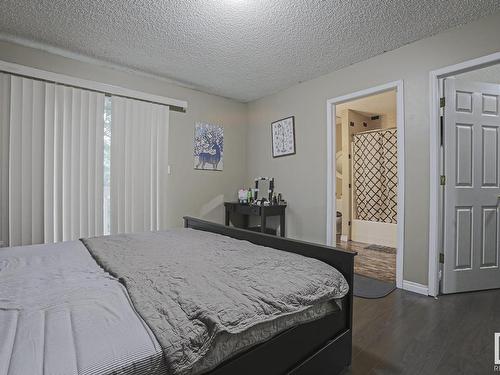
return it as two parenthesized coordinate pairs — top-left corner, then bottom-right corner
(183, 216), (356, 375)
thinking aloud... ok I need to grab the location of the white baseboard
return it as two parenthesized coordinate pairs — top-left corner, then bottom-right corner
(340, 235), (348, 242)
(402, 280), (429, 296)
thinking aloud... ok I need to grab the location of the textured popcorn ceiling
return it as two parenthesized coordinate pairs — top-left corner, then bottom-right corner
(1, 1), (499, 102)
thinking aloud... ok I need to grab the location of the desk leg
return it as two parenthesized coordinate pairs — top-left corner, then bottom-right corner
(225, 208), (230, 226)
(280, 214), (286, 237)
(260, 214), (267, 234)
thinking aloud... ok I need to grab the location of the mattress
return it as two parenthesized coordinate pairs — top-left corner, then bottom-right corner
(83, 229), (349, 375)
(0, 234), (346, 375)
(0, 241), (166, 375)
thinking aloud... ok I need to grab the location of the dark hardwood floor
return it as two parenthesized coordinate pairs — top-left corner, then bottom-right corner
(343, 288), (500, 374)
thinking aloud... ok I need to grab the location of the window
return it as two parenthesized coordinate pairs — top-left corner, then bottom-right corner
(0, 73), (170, 246)
(103, 96), (112, 235)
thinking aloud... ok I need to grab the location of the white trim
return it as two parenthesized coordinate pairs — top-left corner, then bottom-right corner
(0, 59), (188, 110)
(326, 98), (334, 246)
(326, 80), (405, 289)
(396, 82), (405, 291)
(428, 70), (441, 298)
(402, 280), (429, 296)
(428, 52), (500, 297)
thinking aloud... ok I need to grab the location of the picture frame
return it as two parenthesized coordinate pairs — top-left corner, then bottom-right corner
(194, 122), (224, 171)
(271, 116), (296, 158)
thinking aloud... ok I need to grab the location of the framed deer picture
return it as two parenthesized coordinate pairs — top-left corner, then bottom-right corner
(271, 116), (296, 158)
(194, 122), (224, 171)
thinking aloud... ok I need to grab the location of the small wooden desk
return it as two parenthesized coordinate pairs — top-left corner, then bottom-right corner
(224, 202), (286, 237)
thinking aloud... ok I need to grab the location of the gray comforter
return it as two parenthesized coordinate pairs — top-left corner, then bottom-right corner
(82, 228), (349, 375)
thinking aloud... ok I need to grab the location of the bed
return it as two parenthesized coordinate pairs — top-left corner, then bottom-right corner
(0, 217), (355, 375)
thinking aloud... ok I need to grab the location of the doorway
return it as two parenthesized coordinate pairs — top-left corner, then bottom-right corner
(429, 55), (500, 296)
(326, 81), (405, 290)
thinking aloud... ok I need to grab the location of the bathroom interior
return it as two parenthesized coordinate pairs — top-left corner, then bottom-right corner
(335, 90), (398, 285)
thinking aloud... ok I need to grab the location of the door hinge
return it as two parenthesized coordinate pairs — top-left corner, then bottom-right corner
(440, 97), (446, 108)
(439, 253), (444, 264)
(348, 183), (351, 189)
(440, 175), (446, 186)
(348, 221), (351, 226)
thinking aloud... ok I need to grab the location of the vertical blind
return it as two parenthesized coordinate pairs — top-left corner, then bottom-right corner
(0, 74), (105, 246)
(0, 73), (170, 247)
(0, 74), (10, 246)
(110, 97), (169, 234)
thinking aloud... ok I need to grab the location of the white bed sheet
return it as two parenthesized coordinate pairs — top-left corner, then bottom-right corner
(0, 241), (162, 375)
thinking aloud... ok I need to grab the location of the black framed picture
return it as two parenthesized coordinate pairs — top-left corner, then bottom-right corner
(271, 116), (296, 158)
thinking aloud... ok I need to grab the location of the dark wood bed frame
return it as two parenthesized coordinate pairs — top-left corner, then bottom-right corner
(183, 216), (356, 375)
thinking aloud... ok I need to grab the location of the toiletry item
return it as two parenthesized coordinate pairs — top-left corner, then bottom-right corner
(238, 189), (248, 203)
(251, 188), (257, 202)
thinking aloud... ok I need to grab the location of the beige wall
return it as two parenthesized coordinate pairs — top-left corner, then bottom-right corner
(246, 12), (500, 285)
(1, 11), (500, 285)
(0, 40), (248, 229)
(367, 114), (396, 130)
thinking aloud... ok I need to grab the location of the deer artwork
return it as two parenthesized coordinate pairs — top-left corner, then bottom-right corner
(196, 142), (221, 170)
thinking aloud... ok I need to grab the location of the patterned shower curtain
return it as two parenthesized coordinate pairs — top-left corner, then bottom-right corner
(352, 128), (397, 224)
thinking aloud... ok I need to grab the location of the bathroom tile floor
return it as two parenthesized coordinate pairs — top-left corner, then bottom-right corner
(335, 240), (396, 283)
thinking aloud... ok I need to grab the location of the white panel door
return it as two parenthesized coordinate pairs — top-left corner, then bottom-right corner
(443, 78), (500, 294)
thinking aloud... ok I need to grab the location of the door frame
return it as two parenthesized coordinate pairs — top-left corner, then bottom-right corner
(428, 52), (500, 297)
(326, 80), (405, 289)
